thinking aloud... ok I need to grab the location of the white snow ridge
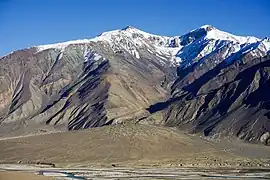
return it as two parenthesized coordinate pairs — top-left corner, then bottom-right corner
(33, 25), (270, 68)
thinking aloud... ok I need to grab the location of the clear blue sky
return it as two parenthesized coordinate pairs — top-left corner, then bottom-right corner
(0, 0), (269, 56)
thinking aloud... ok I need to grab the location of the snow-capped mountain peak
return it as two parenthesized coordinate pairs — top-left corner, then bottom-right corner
(188, 25), (259, 44)
(121, 25), (139, 31)
(33, 25), (270, 69)
(199, 24), (216, 31)
(205, 28), (259, 44)
(34, 25), (263, 52)
(92, 25), (171, 46)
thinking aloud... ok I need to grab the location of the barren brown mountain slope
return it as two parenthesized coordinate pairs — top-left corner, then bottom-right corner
(0, 26), (270, 144)
(0, 41), (174, 137)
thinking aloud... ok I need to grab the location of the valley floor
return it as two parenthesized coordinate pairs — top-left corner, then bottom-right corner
(0, 171), (53, 180)
(1, 165), (270, 180)
(0, 124), (269, 179)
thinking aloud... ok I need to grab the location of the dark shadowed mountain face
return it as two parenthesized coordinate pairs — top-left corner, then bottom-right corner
(163, 54), (270, 143)
(0, 25), (270, 144)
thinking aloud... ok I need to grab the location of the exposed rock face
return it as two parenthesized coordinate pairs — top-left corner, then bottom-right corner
(162, 54), (270, 143)
(0, 47), (110, 135)
(260, 132), (270, 145)
(172, 38), (181, 47)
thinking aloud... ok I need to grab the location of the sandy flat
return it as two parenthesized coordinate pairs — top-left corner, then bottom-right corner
(0, 171), (53, 180)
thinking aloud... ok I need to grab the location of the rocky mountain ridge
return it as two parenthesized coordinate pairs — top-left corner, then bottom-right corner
(0, 25), (270, 144)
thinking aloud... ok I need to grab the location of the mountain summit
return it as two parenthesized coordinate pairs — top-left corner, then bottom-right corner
(32, 25), (269, 68)
(0, 25), (269, 144)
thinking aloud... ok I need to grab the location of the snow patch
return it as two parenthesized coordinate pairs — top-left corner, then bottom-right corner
(205, 28), (259, 44)
(147, 49), (153, 53)
(84, 50), (103, 62)
(156, 54), (166, 60)
(260, 39), (270, 52)
(58, 52), (63, 60)
(37, 39), (91, 52)
(93, 53), (103, 61)
(131, 49), (140, 59)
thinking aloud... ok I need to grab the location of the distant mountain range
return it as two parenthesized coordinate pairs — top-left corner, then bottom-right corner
(0, 25), (269, 144)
